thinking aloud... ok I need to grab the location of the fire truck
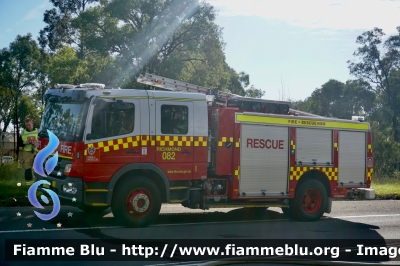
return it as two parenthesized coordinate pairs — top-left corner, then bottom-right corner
(35, 73), (375, 227)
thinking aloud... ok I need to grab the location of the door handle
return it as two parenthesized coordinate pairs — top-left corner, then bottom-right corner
(181, 150), (192, 154)
(126, 150), (139, 154)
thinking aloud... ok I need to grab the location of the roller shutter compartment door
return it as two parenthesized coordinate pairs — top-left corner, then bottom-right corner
(296, 128), (332, 165)
(240, 124), (289, 197)
(338, 131), (366, 186)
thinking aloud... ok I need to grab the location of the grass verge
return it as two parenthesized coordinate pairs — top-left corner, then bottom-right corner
(371, 177), (400, 199)
(0, 163), (31, 206)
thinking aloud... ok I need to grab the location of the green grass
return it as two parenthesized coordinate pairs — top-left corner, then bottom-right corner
(371, 176), (400, 199)
(0, 162), (30, 205)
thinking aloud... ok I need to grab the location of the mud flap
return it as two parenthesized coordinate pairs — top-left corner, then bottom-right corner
(325, 197), (332, 213)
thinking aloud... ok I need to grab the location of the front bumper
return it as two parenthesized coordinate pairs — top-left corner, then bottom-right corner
(34, 173), (84, 206)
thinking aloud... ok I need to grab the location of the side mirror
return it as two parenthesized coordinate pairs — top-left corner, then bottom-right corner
(86, 133), (93, 140)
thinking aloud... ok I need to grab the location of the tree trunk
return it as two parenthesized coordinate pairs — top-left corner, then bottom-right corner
(15, 99), (19, 160)
(393, 112), (400, 142)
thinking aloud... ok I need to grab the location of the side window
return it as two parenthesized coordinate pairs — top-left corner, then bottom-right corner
(161, 105), (188, 135)
(91, 101), (135, 139)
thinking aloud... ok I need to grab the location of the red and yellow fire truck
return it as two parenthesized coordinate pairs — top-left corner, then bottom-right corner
(35, 73), (374, 227)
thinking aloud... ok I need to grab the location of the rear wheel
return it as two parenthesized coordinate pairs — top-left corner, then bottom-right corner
(112, 177), (161, 227)
(293, 180), (327, 221)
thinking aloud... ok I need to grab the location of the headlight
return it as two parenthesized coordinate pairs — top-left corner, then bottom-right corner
(64, 164), (72, 175)
(62, 185), (77, 194)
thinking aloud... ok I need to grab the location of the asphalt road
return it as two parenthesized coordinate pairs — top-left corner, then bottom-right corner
(1, 200), (400, 266)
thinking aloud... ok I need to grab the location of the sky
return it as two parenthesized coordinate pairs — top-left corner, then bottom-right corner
(0, 0), (400, 101)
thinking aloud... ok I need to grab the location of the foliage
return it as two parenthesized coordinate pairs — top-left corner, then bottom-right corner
(14, 95), (42, 128)
(39, 0), (100, 54)
(369, 121), (400, 175)
(0, 162), (23, 180)
(1, 0), (258, 140)
(0, 84), (14, 132)
(48, 46), (89, 84)
(0, 163), (29, 202)
(244, 86), (264, 98)
(0, 34), (43, 134)
(236, 71), (264, 98)
(290, 79), (375, 119)
(39, 0), (248, 92)
(348, 27), (400, 141)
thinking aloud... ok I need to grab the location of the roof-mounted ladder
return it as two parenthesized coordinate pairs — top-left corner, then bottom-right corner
(137, 73), (290, 110)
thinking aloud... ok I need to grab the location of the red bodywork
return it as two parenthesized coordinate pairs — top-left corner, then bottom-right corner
(38, 105), (372, 202)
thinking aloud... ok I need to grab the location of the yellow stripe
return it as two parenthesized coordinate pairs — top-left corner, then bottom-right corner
(91, 203), (108, 206)
(49, 153), (72, 160)
(85, 135), (206, 154)
(170, 186), (188, 190)
(86, 189), (108, 192)
(170, 200), (183, 203)
(236, 114), (369, 130)
(58, 155), (73, 159)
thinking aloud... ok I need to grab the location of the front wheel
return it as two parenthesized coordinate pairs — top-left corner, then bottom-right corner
(293, 180), (327, 221)
(112, 177), (161, 227)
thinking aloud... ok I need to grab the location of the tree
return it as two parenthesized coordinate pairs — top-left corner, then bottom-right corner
(236, 71), (265, 98)
(291, 79), (375, 119)
(48, 46), (89, 84)
(0, 84), (14, 132)
(0, 34), (42, 158)
(348, 27), (400, 141)
(100, 0), (230, 87)
(12, 95), (42, 130)
(40, 0), (253, 95)
(370, 121), (400, 175)
(39, 0), (100, 56)
(245, 85), (265, 98)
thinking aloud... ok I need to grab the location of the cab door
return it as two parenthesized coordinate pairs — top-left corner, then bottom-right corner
(83, 97), (141, 181)
(155, 101), (194, 180)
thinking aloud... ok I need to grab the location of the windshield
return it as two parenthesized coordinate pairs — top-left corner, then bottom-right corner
(39, 100), (88, 141)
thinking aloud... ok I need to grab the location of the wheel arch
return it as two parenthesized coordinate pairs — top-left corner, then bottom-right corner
(107, 163), (169, 205)
(296, 169), (331, 198)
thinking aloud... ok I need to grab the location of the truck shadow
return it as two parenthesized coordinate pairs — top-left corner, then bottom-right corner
(1, 205), (393, 264)
(55, 207), (394, 263)
(56, 206), (385, 238)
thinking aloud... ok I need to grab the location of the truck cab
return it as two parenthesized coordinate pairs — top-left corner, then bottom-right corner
(36, 84), (208, 226)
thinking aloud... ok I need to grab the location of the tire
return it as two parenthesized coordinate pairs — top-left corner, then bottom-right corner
(111, 177), (161, 227)
(293, 180), (327, 222)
